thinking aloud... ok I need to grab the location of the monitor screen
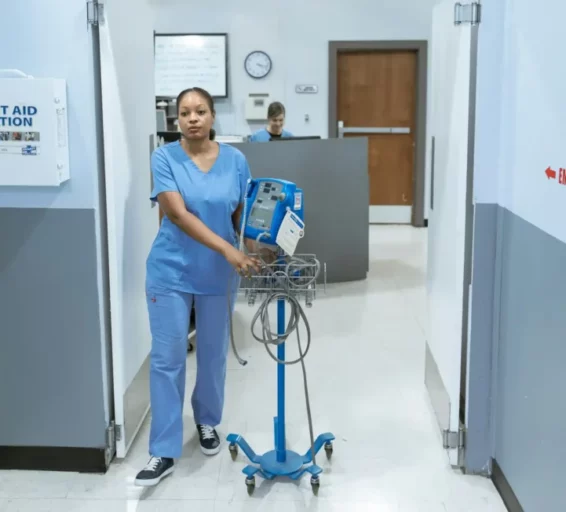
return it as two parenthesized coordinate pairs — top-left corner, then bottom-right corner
(157, 131), (182, 143)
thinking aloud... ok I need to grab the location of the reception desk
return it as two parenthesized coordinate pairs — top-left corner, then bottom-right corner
(233, 138), (369, 283)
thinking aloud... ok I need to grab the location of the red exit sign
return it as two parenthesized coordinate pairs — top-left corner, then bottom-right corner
(544, 166), (566, 185)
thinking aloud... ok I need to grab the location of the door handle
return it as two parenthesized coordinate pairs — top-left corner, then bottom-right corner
(430, 135), (436, 211)
(338, 121), (411, 138)
(342, 127), (411, 134)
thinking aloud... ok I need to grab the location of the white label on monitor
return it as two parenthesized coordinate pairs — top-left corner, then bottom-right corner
(294, 192), (302, 210)
(276, 210), (304, 257)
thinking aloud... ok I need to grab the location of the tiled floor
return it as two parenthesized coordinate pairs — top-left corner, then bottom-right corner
(0, 226), (507, 511)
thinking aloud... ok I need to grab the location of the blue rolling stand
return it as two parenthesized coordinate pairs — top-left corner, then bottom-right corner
(227, 297), (335, 494)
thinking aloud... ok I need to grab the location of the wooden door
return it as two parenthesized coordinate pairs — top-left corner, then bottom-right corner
(337, 50), (417, 224)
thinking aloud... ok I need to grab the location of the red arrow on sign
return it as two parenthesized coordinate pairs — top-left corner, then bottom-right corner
(545, 166), (557, 179)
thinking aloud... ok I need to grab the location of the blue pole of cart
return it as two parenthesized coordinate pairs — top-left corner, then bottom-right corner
(276, 296), (286, 463)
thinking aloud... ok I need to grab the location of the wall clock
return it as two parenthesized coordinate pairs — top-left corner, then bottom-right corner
(244, 51), (272, 79)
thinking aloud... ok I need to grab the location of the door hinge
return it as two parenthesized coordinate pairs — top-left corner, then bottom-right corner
(105, 421), (117, 466)
(105, 422), (123, 447)
(444, 427), (466, 468)
(443, 427), (466, 450)
(454, 2), (481, 25)
(115, 423), (123, 441)
(87, 1), (105, 26)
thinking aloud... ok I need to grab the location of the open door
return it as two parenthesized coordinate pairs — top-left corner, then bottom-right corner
(425, 0), (479, 467)
(98, 0), (157, 457)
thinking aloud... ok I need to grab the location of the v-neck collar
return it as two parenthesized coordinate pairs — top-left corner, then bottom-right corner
(179, 141), (222, 175)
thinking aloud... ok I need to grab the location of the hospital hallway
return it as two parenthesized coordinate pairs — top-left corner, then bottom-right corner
(0, 226), (506, 512)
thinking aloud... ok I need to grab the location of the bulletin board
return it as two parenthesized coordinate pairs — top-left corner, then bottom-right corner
(154, 33), (228, 98)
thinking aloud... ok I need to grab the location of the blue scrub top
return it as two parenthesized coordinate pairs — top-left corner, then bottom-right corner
(146, 141), (251, 295)
(249, 128), (293, 142)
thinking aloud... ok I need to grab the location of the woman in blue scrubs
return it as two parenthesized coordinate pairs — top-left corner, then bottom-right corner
(135, 87), (261, 487)
(249, 101), (293, 142)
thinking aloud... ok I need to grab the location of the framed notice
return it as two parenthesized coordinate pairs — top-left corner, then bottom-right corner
(154, 33), (228, 98)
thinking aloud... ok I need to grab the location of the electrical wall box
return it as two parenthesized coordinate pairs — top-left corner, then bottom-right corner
(0, 78), (70, 186)
(245, 93), (270, 121)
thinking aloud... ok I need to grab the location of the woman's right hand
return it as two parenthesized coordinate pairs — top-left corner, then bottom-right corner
(223, 245), (262, 276)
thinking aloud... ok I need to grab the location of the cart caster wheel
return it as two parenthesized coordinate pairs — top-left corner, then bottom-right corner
(324, 442), (333, 459)
(229, 443), (238, 460)
(188, 342), (194, 353)
(311, 476), (320, 495)
(245, 476), (255, 495)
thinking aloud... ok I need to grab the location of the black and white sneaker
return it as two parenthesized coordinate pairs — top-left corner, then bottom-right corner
(197, 424), (221, 455)
(134, 456), (174, 487)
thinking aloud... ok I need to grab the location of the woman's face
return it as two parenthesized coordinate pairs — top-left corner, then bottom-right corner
(268, 114), (285, 135)
(178, 92), (215, 141)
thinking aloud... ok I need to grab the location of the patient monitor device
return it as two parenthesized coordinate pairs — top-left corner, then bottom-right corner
(243, 178), (305, 256)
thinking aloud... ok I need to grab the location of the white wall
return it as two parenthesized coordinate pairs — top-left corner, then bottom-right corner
(473, 0), (505, 205)
(152, 0), (437, 138)
(475, 0), (565, 244)
(496, 0), (565, 243)
(0, 0), (102, 210)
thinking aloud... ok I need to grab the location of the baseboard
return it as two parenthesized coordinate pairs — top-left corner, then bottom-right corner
(0, 446), (108, 474)
(492, 459), (524, 512)
(369, 205), (412, 224)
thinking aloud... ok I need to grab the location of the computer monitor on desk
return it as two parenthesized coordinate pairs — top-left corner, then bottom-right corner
(157, 131), (182, 143)
(269, 136), (321, 141)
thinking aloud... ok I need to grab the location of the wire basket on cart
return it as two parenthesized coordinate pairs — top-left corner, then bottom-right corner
(187, 254), (325, 353)
(239, 254), (325, 308)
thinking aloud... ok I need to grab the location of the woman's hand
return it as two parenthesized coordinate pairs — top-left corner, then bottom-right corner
(223, 246), (262, 276)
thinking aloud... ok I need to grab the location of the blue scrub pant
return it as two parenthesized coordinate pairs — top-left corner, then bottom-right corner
(146, 285), (237, 459)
